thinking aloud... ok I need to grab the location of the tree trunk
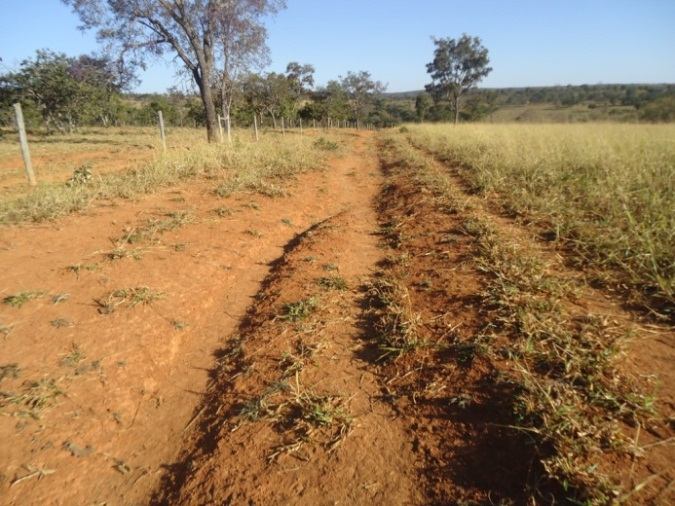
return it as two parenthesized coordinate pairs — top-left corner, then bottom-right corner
(453, 95), (460, 125)
(194, 70), (219, 143)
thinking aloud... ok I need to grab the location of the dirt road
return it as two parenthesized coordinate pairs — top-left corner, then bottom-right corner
(1, 130), (672, 505)
(0, 132), (423, 505)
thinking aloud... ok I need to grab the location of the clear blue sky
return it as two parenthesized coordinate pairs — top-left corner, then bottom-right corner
(1, 0), (674, 93)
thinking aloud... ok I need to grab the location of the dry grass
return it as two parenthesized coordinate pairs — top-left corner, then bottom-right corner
(0, 127), (327, 226)
(96, 286), (165, 314)
(467, 216), (653, 503)
(377, 130), (662, 503)
(0, 377), (64, 418)
(366, 277), (426, 361)
(404, 123), (675, 315)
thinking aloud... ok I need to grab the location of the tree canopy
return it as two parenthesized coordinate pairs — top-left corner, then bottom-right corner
(426, 34), (492, 124)
(62, 0), (285, 142)
(1, 49), (131, 132)
(340, 71), (387, 129)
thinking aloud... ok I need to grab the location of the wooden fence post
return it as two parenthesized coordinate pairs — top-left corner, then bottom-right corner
(253, 115), (259, 141)
(13, 103), (36, 186)
(226, 115), (232, 143)
(158, 111), (167, 152)
(217, 114), (224, 143)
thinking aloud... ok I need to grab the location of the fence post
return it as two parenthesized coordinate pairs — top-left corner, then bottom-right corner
(226, 115), (232, 143)
(158, 111), (167, 152)
(253, 115), (259, 141)
(13, 103), (36, 187)
(299, 118), (303, 136)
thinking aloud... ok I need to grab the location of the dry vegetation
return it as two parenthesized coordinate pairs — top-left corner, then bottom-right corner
(405, 123), (675, 316)
(375, 127), (673, 503)
(1, 124), (672, 505)
(0, 127), (325, 225)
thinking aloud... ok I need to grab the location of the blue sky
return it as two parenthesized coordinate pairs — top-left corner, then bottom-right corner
(1, 0), (674, 93)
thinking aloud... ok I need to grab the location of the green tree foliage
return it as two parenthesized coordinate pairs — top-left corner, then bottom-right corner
(460, 90), (499, 121)
(242, 71), (295, 127)
(1, 50), (130, 132)
(303, 80), (349, 124)
(285, 61), (315, 118)
(426, 34), (492, 124)
(63, 0), (285, 142)
(640, 96), (675, 122)
(415, 92), (432, 122)
(340, 71), (387, 128)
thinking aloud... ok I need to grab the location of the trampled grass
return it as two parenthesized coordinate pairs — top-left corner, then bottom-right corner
(404, 123), (675, 314)
(0, 127), (327, 225)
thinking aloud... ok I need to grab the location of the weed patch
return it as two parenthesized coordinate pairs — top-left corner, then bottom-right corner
(3, 291), (46, 308)
(279, 298), (319, 322)
(366, 278), (425, 361)
(313, 137), (340, 151)
(404, 123), (675, 315)
(318, 276), (349, 291)
(0, 378), (63, 418)
(97, 286), (165, 313)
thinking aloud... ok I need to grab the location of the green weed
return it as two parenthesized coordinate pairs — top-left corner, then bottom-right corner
(313, 137), (340, 151)
(3, 291), (45, 308)
(318, 276), (349, 291)
(279, 298), (319, 322)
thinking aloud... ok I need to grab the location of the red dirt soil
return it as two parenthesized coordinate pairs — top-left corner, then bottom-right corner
(0, 131), (673, 505)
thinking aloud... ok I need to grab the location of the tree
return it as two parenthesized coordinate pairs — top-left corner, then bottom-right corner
(460, 90), (499, 122)
(640, 96), (675, 123)
(415, 92), (432, 122)
(242, 71), (293, 127)
(70, 54), (136, 126)
(340, 71), (386, 129)
(310, 80), (349, 124)
(63, 0), (285, 142)
(285, 61), (314, 119)
(3, 49), (130, 132)
(425, 34), (492, 124)
(214, 0), (281, 124)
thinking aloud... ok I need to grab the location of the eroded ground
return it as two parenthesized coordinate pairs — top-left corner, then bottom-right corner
(0, 130), (673, 505)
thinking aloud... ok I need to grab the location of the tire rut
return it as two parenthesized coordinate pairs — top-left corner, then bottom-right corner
(153, 133), (423, 505)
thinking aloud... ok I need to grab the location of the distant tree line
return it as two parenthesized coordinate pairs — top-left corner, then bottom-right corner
(408, 83), (675, 123)
(1, 49), (392, 131)
(2, 50), (673, 132)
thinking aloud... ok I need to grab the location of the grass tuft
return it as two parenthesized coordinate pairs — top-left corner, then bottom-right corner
(279, 298), (319, 322)
(3, 291), (46, 308)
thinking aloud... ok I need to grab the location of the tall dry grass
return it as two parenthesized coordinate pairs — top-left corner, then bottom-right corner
(405, 123), (675, 313)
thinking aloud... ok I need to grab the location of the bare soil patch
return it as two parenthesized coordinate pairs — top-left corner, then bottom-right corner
(1, 131), (402, 504)
(1, 129), (672, 505)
